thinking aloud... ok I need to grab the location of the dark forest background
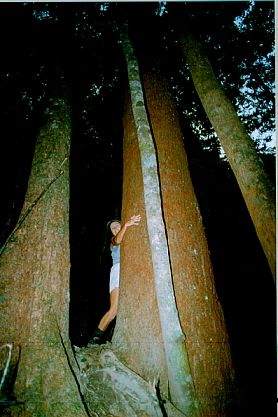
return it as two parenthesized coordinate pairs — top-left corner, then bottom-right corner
(0, 2), (275, 415)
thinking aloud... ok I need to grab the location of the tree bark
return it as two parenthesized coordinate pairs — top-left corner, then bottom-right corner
(114, 26), (200, 416)
(180, 29), (276, 281)
(113, 25), (235, 416)
(112, 90), (169, 395)
(142, 67), (235, 417)
(0, 96), (88, 417)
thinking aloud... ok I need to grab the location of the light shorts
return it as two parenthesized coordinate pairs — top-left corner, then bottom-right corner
(109, 262), (120, 293)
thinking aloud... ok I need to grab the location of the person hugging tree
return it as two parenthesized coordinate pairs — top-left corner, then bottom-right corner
(88, 214), (141, 345)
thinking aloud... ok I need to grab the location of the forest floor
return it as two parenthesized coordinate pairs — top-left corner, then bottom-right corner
(74, 343), (187, 417)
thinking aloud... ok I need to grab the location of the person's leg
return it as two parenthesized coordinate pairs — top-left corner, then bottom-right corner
(98, 287), (119, 331)
(88, 288), (119, 345)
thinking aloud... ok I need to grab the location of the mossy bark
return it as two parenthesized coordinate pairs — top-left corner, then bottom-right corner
(0, 97), (88, 417)
(180, 29), (276, 281)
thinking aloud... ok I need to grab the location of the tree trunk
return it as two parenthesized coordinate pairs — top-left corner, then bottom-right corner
(142, 66), (235, 417)
(0, 96), (88, 417)
(113, 27), (199, 416)
(112, 90), (171, 395)
(180, 29), (276, 281)
(113, 26), (235, 417)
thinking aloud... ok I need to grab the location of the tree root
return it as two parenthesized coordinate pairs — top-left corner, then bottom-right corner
(74, 344), (187, 417)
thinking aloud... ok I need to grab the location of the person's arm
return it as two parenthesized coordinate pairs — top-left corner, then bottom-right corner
(112, 214), (141, 246)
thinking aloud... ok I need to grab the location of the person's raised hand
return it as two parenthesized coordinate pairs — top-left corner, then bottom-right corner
(126, 214), (141, 227)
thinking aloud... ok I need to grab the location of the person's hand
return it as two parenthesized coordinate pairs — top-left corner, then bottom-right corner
(126, 214), (141, 227)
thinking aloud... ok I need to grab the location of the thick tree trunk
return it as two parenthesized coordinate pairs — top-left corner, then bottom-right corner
(114, 26), (235, 416)
(112, 90), (170, 393)
(115, 27), (199, 416)
(142, 67), (235, 417)
(180, 29), (276, 281)
(0, 97), (88, 417)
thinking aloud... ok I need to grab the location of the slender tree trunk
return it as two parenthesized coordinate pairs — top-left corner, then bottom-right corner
(0, 96), (88, 417)
(180, 29), (276, 281)
(114, 26), (200, 416)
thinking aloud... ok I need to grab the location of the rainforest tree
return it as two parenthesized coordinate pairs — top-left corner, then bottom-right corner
(0, 93), (88, 416)
(0, 2), (275, 417)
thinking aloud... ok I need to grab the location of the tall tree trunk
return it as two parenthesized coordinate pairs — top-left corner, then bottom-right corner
(142, 66), (235, 417)
(112, 89), (170, 389)
(116, 26), (199, 416)
(113, 26), (234, 417)
(113, 25), (236, 416)
(0, 96), (88, 417)
(180, 29), (276, 281)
